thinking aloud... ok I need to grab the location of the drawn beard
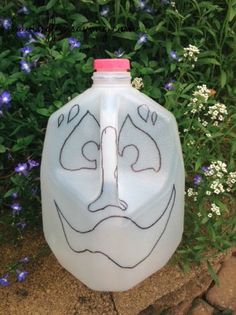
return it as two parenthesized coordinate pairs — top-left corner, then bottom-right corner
(54, 184), (176, 269)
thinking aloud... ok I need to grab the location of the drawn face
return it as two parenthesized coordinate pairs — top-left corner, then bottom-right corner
(49, 102), (177, 269)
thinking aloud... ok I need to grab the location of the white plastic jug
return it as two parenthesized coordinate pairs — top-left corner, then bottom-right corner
(41, 59), (185, 292)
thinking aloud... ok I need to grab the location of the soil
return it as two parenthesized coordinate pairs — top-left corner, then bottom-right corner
(0, 230), (118, 315)
(0, 230), (235, 315)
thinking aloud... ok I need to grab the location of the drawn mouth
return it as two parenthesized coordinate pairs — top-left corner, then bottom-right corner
(55, 184), (176, 269)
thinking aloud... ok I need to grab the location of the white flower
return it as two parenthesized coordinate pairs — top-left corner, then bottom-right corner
(132, 77), (144, 90)
(187, 85), (210, 114)
(207, 103), (227, 125)
(226, 171), (236, 191)
(187, 188), (198, 198)
(183, 44), (200, 62)
(208, 213), (213, 218)
(205, 161), (228, 178)
(193, 85), (211, 102)
(211, 203), (220, 213)
(210, 179), (225, 194)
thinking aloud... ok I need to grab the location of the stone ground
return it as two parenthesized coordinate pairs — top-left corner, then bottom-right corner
(0, 230), (235, 315)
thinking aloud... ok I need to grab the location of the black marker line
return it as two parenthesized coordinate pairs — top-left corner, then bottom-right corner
(67, 104), (80, 123)
(88, 126), (128, 212)
(151, 111), (158, 126)
(55, 184), (175, 233)
(55, 185), (176, 269)
(137, 104), (150, 123)
(118, 114), (161, 172)
(59, 110), (100, 171)
(58, 113), (64, 127)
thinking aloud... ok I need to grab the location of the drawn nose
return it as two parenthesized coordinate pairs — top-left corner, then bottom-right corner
(88, 126), (127, 212)
(88, 94), (127, 213)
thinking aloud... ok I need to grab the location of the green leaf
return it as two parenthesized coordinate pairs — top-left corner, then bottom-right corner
(53, 17), (68, 24)
(155, 21), (165, 32)
(50, 50), (63, 60)
(36, 108), (52, 117)
(73, 51), (87, 61)
(4, 188), (18, 198)
(229, 7), (236, 21)
(170, 63), (176, 72)
(220, 70), (227, 88)
(139, 21), (146, 32)
(114, 32), (137, 40)
(12, 136), (34, 152)
(198, 58), (220, 65)
(0, 50), (11, 59)
(194, 157), (202, 171)
(100, 17), (112, 30)
(0, 144), (6, 153)
(207, 261), (220, 286)
(71, 13), (88, 27)
(46, 0), (58, 10)
(115, 0), (121, 22)
(97, 0), (110, 4)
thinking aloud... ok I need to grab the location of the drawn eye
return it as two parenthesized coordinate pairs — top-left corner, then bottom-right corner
(59, 111), (100, 171)
(118, 114), (161, 172)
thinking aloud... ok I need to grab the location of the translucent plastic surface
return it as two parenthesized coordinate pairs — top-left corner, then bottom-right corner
(41, 71), (185, 291)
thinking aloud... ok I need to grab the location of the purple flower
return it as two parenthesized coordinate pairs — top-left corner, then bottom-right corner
(201, 166), (209, 173)
(16, 220), (27, 230)
(18, 6), (29, 14)
(68, 37), (81, 49)
(31, 186), (39, 195)
(1, 18), (12, 30)
(0, 91), (11, 109)
(12, 192), (18, 199)
(137, 33), (148, 45)
(7, 152), (13, 160)
(19, 256), (29, 264)
(16, 270), (28, 282)
(17, 28), (30, 38)
(20, 46), (33, 56)
(20, 60), (31, 73)
(137, 0), (146, 9)
(114, 48), (125, 58)
(170, 50), (179, 60)
(164, 80), (175, 90)
(15, 162), (28, 175)
(11, 203), (22, 215)
(28, 159), (39, 170)
(144, 5), (155, 13)
(100, 5), (110, 16)
(33, 31), (45, 39)
(193, 174), (202, 186)
(26, 35), (36, 45)
(0, 274), (10, 286)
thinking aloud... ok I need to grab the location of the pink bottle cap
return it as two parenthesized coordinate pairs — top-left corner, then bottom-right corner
(94, 59), (130, 71)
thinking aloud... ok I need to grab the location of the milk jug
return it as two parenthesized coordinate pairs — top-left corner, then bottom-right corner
(41, 59), (185, 292)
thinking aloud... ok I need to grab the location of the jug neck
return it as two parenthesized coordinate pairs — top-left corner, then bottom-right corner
(92, 71), (132, 87)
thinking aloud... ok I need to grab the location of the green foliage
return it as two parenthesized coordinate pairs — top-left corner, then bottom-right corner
(0, 0), (236, 271)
